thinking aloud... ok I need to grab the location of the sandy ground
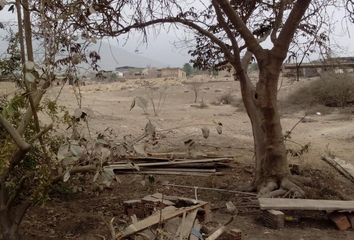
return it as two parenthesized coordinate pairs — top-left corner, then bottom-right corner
(1, 75), (354, 239)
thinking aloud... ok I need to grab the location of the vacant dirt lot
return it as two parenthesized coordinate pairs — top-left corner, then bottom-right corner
(1, 74), (354, 239)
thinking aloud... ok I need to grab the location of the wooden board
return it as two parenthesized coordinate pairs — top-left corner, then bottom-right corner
(107, 158), (232, 170)
(189, 219), (202, 240)
(113, 171), (223, 176)
(142, 195), (175, 206)
(259, 198), (354, 211)
(117, 202), (207, 239)
(176, 209), (198, 239)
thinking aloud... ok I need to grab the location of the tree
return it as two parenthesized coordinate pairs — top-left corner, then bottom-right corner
(183, 63), (193, 76)
(2, 0), (349, 201)
(0, 2), (353, 238)
(87, 0), (351, 196)
(0, 1), (109, 238)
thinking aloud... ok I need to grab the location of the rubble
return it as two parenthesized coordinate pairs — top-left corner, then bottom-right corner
(118, 193), (242, 240)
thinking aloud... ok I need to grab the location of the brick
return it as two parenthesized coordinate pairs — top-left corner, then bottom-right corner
(347, 213), (354, 228)
(227, 229), (242, 240)
(262, 210), (285, 229)
(123, 200), (145, 218)
(201, 203), (212, 223)
(328, 212), (351, 231)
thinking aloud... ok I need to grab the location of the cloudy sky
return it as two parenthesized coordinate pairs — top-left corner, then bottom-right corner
(1, 3), (354, 68)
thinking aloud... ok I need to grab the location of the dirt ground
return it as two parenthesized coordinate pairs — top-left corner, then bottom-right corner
(1, 74), (354, 239)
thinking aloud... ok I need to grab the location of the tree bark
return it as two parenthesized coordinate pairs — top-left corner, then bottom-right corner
(0, 209), (20, 240)
(237, 54), (302, 196)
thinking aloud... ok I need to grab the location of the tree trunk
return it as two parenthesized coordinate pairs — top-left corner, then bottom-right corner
(0, 209), (20, 240)
(237, 58), (303, 196)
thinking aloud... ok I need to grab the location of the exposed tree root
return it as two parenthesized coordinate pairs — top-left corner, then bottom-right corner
(261, 189), (287, 198)
(258, 179), (278, 196)
(236, 183), (257, 192)
(290, 175), (312, 185)
(257, 177), (305, 198)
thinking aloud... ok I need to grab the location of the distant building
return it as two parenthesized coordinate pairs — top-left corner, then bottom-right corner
(158, 68), (186, 78)
(111, 66), (187, 79)
(142, 67), (159, 78)
(283, 56), (354, 78)
(115, 66), (144, 79)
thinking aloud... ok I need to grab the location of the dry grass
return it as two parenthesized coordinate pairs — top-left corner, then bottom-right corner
(287, 72), (354, 108)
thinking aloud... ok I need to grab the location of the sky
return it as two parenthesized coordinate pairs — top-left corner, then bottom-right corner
(1, 3), (354, 67)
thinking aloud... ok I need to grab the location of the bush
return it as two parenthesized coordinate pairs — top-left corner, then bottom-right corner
(287, 72), (354, 107)
(217, 92), (238, 105)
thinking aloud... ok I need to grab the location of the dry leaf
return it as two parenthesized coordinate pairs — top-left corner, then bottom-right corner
(130, 98), (136, 111)
(216, 125), (222, 134)
(201, 127), (210, 139)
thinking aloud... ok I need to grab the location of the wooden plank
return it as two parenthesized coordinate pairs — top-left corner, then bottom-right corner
(321, 155), (354, 184)
(164, 218), (181, 238)
(117, 202), (207, 239)
(112, 171), (223, 177)
(189, 219), (201, 240)
(205, 226), (227, 240)
(177, 209), (198, 240)
(146, 152), (236, 159)
(107, 158), (232, 169)
(259, 198), (354, 211)
(142, 195), (175, 206)
(141, 168), (217, 173)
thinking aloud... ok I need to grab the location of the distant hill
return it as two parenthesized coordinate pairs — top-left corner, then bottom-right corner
(91, 42), (167, 70)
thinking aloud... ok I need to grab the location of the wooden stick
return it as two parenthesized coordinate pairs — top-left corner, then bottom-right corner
(321, 155), (354, 184)
(113, 171), (223, 177)
(108, 158), (232, 169)
(30, 123), (53, 143)
(163, 183), (257, 196)
(205, 217), (234, 240)
(205, 226), (227, 240)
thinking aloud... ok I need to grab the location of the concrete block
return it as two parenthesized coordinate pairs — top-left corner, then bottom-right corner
(262, 210), (285, 229)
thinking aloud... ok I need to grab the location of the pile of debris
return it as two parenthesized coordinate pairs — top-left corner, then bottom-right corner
(117, 193), (242, 240)
(259, 198), (354, 230)
(105, 157), (233, 177)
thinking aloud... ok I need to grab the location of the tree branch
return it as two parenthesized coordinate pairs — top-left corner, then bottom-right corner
(15, 0), (26, 65)
(17, 89), (45, 135)
(273, 0), (312, 59)
(115, 17), (235, 64)
(271, 0), (286, 44)
(51, 165), (97, 184)
(29, 123), (53, 143)
(22, 0), (34, 62)
(0, 115), (30, 151)
(217, 0), (266, 60)
(212, 0), (238, 65)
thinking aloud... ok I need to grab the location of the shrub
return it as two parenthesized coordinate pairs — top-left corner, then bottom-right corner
(217, 92), (238, 105)
(287, 72), (354, 107)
